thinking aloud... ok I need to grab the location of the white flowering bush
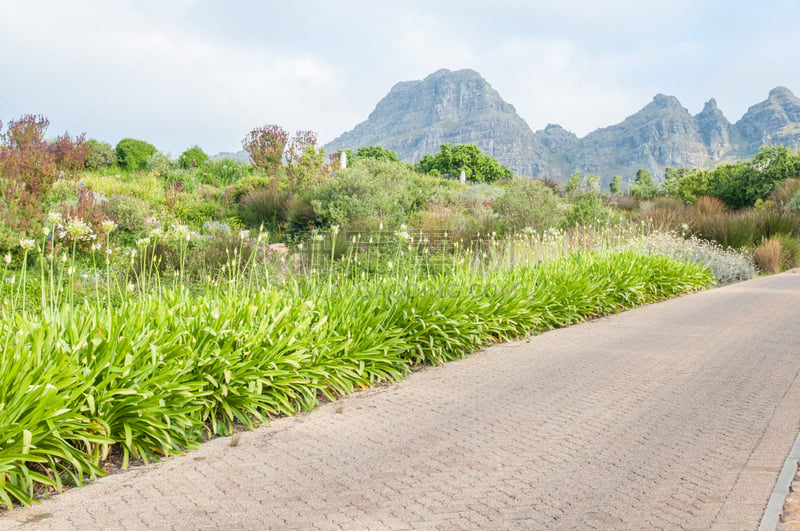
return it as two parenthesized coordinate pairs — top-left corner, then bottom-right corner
(628, 231), (756, 284)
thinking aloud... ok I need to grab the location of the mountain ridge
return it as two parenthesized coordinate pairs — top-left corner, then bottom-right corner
(324, 69), (800, 184)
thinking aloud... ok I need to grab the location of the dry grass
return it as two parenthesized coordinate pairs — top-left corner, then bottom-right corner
(754, 238), (783, 274)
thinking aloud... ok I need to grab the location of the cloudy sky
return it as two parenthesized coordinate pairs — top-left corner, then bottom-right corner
(2, 0), (798, 156)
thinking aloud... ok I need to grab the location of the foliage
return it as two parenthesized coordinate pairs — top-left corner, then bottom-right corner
(565, 172), (600, 194)
(115, 138), (156, 172)
(285, 130), (327, 189)
(416, 143), (513, 183)
(492, 178), (564, 233)
(561, 192), (614, 229)
(631, 231), (755, 284)
(312, 158), (416, 230)
(177, 145), (209, 169)
(630, 168), (658, 200)
(609, 175), (622, 195)
(105, 195), (154, 245)
(0, 115), (58, 249)
(754, 238), (783, 274)
(84, 139), (117, 170)
(0, 227), (713, 507)
(51, 132), (88, 176)
(662, 167), (712, 204)
(242, 124), (288, 173)
(338, 146), (401, 167)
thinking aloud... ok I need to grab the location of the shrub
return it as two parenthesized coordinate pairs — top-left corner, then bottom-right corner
(230, 175), (273, 202)
(416, 143), (513, 183)
(85, 139), (117, 170)
(779, 235), (800, 270)
(692, 196), (725, 215)
(106, 195), (154, 245)
(754, 238), (782, 274)
(631, 231), (755, 284)
(238, 188), (290, 230)
(115, 138), (156, 171)
(242, 124), (288, 173)
(52, 132), (88, 176)
(768, 178), (800, 205)
(312, 159), (415, 230)
(561, 193), (614, 229)
(177, 146), (209, 169)
(493, 178), (564, 233)
(786, 189), (800, 212)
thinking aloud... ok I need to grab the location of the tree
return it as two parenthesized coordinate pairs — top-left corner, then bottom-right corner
(609, 175), (622, 195)
(415, 143), (513, 183)
(177, 145), (209, 169)
(242, 124), (288, 173)
(708, 146), (799, 208)
(565, 172), (600, 194)
(85, 139), (117, 170)
(115, 138), (156, 171)
(630, 168), (658, 199)
(285, 130), (327, 189)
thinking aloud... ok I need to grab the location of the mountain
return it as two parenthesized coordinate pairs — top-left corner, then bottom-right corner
(324, 69), (800, 184)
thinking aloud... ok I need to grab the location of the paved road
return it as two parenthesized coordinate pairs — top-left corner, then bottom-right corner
(2, 271), (800, 530)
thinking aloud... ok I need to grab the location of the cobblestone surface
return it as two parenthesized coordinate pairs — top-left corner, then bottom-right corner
(2, 271), (800, 530)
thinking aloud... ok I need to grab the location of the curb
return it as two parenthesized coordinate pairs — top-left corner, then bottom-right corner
(759, 428), (800, 530)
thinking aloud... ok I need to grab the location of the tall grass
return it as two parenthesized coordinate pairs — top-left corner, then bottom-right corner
(0, 223), (713, 509)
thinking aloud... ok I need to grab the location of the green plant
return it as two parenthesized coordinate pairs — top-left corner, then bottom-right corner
(177, 146), (209, 169)
(84, 139), (117, 170)
(115, 138), (156, 172)
(416, 143), (513, 183)
(493, 178), (564, 233)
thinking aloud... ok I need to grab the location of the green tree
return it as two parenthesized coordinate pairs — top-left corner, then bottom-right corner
(630, 168), (658, 199)
(85, 139), (117, 170)
(177, 145), (209, 169)
(350, 145), (400, 164)
(115, 138), (156, 171)
(609, 175), (622, 195)
(285, 130), (326, 189)
(565, 172), (600, 194)
(415, 143), (513, 183)
(708, 146), (799, 208)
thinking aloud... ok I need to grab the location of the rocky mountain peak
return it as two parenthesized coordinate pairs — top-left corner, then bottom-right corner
(324, 69), (800, 184)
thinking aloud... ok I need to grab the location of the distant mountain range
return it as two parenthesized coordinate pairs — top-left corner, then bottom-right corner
(324, 69), (800, 185)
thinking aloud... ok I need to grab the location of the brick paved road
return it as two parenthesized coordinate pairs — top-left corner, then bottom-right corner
(2, 271), (800, 530)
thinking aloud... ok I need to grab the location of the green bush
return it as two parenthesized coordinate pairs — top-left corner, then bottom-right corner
(177, 146), (209, 169)
(115, 138), (156, 172)
(85, 139), (117, 170)
(561, 193), (614, 229)
(238, 188), (290, 230)
(493, 178), (564, 233)
(106, 195), (153, 245)
(312, 159), (416, 229)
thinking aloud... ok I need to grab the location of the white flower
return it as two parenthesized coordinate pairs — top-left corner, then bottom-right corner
(136, 237), (150, 248)
(64, 218), (93, 241)
(42, 226), (50, 236)
(331, 225), (340, 235)
(4, 254), (11, 264)
(387, 261), (393, 270)
(174, 224), (189, 238)
(101, 219), (118, 233)
(47, 212), (63, 225)
(239, 230), (250, 240)
(19, 239), (35, 251)
(257, 232), (269, 243)
(127, 283), (135, 292)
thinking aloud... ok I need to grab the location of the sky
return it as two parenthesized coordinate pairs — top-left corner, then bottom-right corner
(2, 0), (799, 157)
